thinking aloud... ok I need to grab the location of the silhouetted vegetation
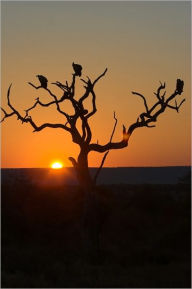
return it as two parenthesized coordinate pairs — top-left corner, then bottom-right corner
(2, 174), (191, 288)
(1, 64), (185, 189)
(1, 64), (188, 287)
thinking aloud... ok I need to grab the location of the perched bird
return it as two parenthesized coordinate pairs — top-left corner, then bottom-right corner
(37, 75), (48, 89)
(72, 62), (82, 77)
(176, 79), (184, 95)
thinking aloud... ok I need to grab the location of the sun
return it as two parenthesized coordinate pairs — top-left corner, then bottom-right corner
(51, 162), (64, 169)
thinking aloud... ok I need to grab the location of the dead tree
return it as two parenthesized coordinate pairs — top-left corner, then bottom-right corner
(1, 64), (185, 190)
(1, 63), (185, 262)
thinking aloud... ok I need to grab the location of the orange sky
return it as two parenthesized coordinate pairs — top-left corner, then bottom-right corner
(1, 1), (191, 168)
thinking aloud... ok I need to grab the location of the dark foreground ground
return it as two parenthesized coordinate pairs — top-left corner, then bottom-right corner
(1, 178), (191, 288)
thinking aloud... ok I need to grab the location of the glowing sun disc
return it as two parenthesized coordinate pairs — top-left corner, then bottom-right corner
(51, 162), (63, 169)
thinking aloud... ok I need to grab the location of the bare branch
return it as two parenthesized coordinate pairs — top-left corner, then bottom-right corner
(28, 82), (41, 89)
(177, 98), (186, 109)
(164, 79), (184, 104)
(81, 78), (87, 84)
(93, 111), (118, 183)
(127, 79), (185, 137)
(79, 68), (107, 106)
(68, 157), (78, 168)
(110, 111), (118, 142)
(25, 96), (70, 120)
(75, 69), (109, 145)
(5, 84), (71, 133)
(161, 91), (166, 101)
(81, 121), (87, 141)
(132, 91), (149, 113)
(85, 90), (97, 119)
(0, 107), (15, 123)
(146, 123), (156, 128)
(33, 123), (72, 132)
(93, 68), (108, 86)
(167, 98), (185, 112)
(79, 89), (91, 106)
(80, 69), (108, 120)
(94, 151), (109, 184)
(28, 71), (94, 145)
(89, 139), (128, 153)
(29, 79), (59, 102)
(84, 119), (92, 144)
(28, 80), (72, 120)
(51, 81), (68, 92)
(153, 81), (166, 101)
(90, 112), (127, 156)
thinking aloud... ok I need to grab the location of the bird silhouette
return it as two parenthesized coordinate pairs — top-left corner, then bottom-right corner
(176, 79), (184, 95)
(72, 62), (82, 77)
(37, 75), (48, 89)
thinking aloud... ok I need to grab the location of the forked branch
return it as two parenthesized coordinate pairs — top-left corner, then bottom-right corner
(128, 79), (185, 136)
(0, 107), (15, 123)
(94, 111), (118, 183)
(132, 91), (149, 113)
(89, 79), (184, 157)
(2, 84), (71, 133)
(1, 65), (108, 145)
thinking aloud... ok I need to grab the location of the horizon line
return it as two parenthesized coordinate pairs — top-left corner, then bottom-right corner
(1, 165), (191, 169)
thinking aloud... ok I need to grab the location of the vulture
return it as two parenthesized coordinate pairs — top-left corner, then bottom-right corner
(37, 75), (48, 89)
(176, 79), (184, 95)
(72, 62), (82, 77)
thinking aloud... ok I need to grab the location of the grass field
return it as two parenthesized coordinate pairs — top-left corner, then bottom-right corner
(1, 177), (191, 288)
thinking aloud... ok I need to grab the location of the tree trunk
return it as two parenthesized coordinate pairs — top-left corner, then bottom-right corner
(76, 149), (94, 191)
(75, 148), (101, 263)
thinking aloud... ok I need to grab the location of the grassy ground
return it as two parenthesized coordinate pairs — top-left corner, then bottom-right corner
(1, 180), (191, 288)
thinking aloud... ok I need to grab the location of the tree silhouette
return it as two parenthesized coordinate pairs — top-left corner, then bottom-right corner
(1, 63), (185, 190)
(1, 63), (186, 262)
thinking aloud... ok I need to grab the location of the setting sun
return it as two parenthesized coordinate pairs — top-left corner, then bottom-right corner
(51, 162), (63, 169)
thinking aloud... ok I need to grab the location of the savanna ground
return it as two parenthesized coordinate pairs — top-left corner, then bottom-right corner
(1, 174), (191, 288)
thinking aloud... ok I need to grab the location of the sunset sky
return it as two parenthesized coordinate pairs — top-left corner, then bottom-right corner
(1, 1), (191, 168)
